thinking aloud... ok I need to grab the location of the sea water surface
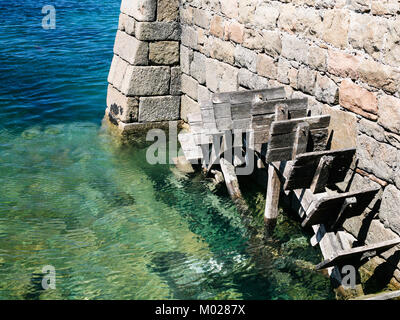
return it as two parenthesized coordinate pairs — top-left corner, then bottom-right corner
(0, 0), (334, 299)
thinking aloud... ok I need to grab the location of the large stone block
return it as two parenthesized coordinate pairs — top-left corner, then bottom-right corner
(357, 134), (399, 184)
(227, 22), (245, 44)
(206, 59), (239, 93)
(181, 95), (200, 122)
(149, 41), (180, 65)
(378, 95), (400, 135)
(181, 74), (198, 101)
(190, 51), (207, 84)
(380, 185), (400, 235)
(209, 37), (235, 65)
(262, 30), (282, 58)
(210, 15), (225, 38)
(256, 54), (277, 80)
(281, 34), (308, 64)
(118, 13), (135, 35)
(339, 79), (378, 120)
(297, 66), (316, 95)
(157, 0), (179, 22)
(349, 13), (386, 59)
(170, 67), (182, 96)
(234, 45), (257, 72)
(121, 66), (171, 96)
(114, 30), (148, 65)
(180, 45), (193, 75)
(314, 74), (338, 105)
(120, 0), (157, 22)
(321, 105), (357, 150)
(254, 3), (279, 30)
(108, 55), (130, 91)
(385, 20), (400, 67)
(107, 84), (138, 123)
(238, 0), (256, 24)
(220, 0), (239, 19)
(321, 9), (350, 49)
(327, 50), (360, 79)
(193, 8), (211, 29)
(181, 25), (198, 49)
(139, 96), (180, 122)
(243, 29), (265, 50)
(238, 68), (269, 90)
(308, 46), (327, 72)
(371, 0), (400, 15)
(357, 58), (400, 94)
(135, 22), (181, 41)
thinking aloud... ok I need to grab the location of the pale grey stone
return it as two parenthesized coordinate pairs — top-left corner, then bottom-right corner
(380, 185), (400, 235)
(358, 118), (386, 142)
(357, 134), (399, 184)
(121, 0), (157, 22)
(114, 30), (148, 65)
(276, 58), (291, 85)
(193, 8), (211, 29)
(121, 66), (171, 96)
(282, 34), (309, 64)
(108, 55), (130, 91)
(297, 66), (317, 95)
(197, 84), (212, 104)
(238, 68), (269, 90)
(170, 67), (182, 95)
(181, 74), (198, 101)
(314, 73), (338, 104)
(206, 59), (239, 93)
(181, 25), (198, 49)
(190, 51), (207, 84)
(107, 84), (138, 123)
(181, 45), (194, 75)
(139, 96), (180, 122)
(234, 46), (257, 73)
(181, 95), (200, 122)
(135, 22), (181, 41)
(118, 13), (135, 35)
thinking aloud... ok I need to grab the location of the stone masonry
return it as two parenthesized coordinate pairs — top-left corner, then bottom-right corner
(106, 0), (181, 130)
(107, 0), (400, 289)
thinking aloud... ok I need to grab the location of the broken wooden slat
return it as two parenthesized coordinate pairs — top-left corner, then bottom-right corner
(264, 163), (281, 235)
(316, 238), (400, 270)
(283, 148), (356, 191)
(301, 187), (381, 228)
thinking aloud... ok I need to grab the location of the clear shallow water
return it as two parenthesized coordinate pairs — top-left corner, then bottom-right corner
(0, 1), (334, 299)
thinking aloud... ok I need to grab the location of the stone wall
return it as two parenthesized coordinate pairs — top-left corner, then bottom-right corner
(106, 0), (182, 132)
(106, 0), (400, 289)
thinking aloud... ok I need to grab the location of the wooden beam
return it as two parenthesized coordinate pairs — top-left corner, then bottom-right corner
(316, 238), (400, 270)
(264, 163), (281, 236)
(310, 155), (334, 194)
(220, 157), (242, 200)
(292, 122), (310, 158)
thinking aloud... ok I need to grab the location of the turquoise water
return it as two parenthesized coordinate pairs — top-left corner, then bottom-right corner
(0, 1), (334, 299)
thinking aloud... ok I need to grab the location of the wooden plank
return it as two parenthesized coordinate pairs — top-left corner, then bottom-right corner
(309, 155), (334, 194)
(231, 102), (252, 120)
(316, 239), (400, 270)
(268, 128), (328, 149)
(212, 87), (286, 104)
(269, 115), (331, 135)
(283, 148), (356, 190)
(251, 98), (308, 118)
(220, 157), (242, 200)
(265, 115), (331, 162)
(264, 163), (281, 236)
(292, 122), (310, 158)
(301, 187), (381, 228)
(213, 103), (231, 119)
